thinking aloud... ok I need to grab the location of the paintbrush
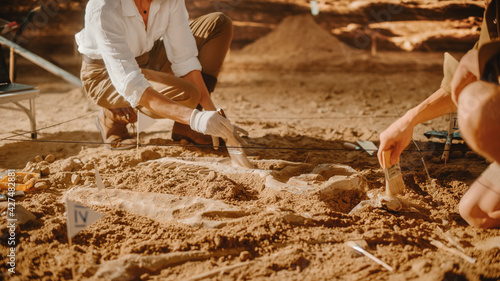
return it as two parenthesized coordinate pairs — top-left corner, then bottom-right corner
(382, 150), (405, 197)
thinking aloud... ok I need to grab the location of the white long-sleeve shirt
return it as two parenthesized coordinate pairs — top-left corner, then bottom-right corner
(75, 0), (202, 107)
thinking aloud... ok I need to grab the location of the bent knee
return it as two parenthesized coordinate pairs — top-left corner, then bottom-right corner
(458, 197), (483, 228)
(213, 12), (233, 27)
(458, 81), (500, 162)
(459, 179), (500, 229)
(183, 83), (201, 109)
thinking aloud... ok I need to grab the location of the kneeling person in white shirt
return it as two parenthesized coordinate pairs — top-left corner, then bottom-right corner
(76, 0), (238, 149)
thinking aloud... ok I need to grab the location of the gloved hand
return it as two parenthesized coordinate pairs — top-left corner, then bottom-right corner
(190, 109), (241, 142)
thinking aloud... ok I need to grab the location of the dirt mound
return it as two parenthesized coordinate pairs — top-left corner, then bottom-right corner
(240, 14), (360, 67)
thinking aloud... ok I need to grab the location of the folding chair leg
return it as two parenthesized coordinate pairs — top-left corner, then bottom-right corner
(29, 98), (36, 139)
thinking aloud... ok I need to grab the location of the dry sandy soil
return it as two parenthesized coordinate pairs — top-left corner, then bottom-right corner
(1, 2), (500, 281)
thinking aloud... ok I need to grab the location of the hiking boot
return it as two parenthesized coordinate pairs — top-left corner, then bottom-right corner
(95, 108), (136, 150)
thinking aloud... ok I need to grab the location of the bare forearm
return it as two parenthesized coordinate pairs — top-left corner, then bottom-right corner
(138, 87), (193, 124)
(182, 70), (217, 111)
(404, 87), (457, 127)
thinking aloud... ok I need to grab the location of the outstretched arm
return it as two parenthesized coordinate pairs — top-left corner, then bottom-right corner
(378, 87), (457, 166)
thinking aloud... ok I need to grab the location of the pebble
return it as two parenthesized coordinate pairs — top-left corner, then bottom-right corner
(71, 174), (81, 185)
(61, 160), (74, 172)
(41, 166), (50, 176)
(180, 139), (189, 146)
(82, 162), (94, 170)
(23, 173), (34, 182)
(44, 154), (56, 163)
(29, 166), (41, 174)
(140, 149), (161, 161)
(34, 182), (48, 190)
(34, 155), (43, 163)
(379, 196), (402, 212)
(72, 158), (84, 170)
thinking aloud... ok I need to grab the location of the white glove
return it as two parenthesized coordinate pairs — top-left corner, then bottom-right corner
(190, 109), (235, 140)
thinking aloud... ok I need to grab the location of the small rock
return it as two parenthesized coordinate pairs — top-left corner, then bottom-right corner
(180, 139), (189, 146)
(61, 160), (74, 172)
(44, 154), (56, 163)
(34, 155), (43, 163)
(23, 173), (34, 183)
(140, 273), (150, 280)
(29, 166), (41, 174)
(378, 196), (402, 212)
(15, 175), (23, 183)
(239, 251), (252, 261)
(41, 166), (50, 176)
(82, 162), (94, 170)
(141, 149), (161, 161)
(71, 174), (81, 185)
(71, 158), (84, 170)
(34, 182), (48, 190)
(23, 161), (34, 170)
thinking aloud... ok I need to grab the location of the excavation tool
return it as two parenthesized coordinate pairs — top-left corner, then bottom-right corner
(424, 113), (460, 164)
(356, 140), (378, 156)
(441, 112), (459, 164)
(382, 150), (405, 196)
(217, 109), (254, 168)
(343, 142), (361, 151)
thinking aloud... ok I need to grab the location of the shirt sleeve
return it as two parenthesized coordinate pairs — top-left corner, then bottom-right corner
(163, 0), (202, 77)
(92, 9), (151, 108)
(440, 52), (460, 96)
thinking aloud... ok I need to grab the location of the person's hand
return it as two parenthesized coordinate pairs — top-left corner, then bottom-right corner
(377, 117), (415, 167)
(210, 108), (248, 149)
(451, 49), (480, 105)
(212, 125), (248, 149)
(190, 109), (245, 144)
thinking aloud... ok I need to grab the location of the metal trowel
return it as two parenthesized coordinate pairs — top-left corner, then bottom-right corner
(356, 140), (378, 156)
(217, 109), (255, 168)
(226, 137), (254, 168)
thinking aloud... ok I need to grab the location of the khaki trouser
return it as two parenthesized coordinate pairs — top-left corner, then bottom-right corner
(80, 12), (233, 111)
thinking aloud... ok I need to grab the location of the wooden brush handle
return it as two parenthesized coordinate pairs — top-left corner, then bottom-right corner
(382, 150), (392, 169)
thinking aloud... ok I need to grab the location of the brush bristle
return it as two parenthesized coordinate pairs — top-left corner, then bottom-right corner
(386, 174), (405, 196)
(382, 150), (406, 196)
